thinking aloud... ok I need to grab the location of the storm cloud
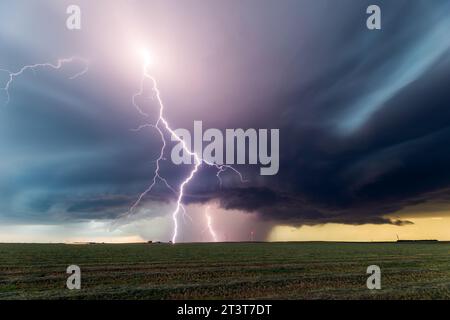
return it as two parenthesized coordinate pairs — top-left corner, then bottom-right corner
(1, 0), (450, 232)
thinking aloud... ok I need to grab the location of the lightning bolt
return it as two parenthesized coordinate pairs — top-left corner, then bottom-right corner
(0, 57), (89, 106)
(127, 51), (247, 244)
(205, 206), (218, 242)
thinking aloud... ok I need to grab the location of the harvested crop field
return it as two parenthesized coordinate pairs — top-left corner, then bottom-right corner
(0, 242), (449, 299)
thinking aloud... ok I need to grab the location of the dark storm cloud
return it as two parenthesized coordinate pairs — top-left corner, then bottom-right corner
(180, 0), (450, 226)
(1, 0), (450, 228)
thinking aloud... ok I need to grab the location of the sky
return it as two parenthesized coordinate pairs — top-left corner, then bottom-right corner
(0, 0), (450, 242)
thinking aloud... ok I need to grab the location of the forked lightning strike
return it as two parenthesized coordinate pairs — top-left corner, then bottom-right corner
(0, 57), (89, 105)
(127, 50), (246, 243)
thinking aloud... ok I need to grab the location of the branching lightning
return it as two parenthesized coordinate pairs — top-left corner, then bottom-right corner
(127, 49), (246, 244)
(0, 57), (89, 106)
(0, 53), (238, 243)
(0, 53), (236, 244)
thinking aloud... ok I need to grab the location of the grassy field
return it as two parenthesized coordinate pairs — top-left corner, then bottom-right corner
(0, 242), (449, 300)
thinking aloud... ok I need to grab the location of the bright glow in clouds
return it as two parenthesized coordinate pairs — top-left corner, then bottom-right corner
(137, 48), (156, 69)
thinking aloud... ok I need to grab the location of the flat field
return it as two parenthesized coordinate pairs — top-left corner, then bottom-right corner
(0, 242), (449, 299)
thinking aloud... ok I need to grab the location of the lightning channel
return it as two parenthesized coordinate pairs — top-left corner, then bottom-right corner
(127, 53), (247, 244)
(205, 206), (218, 242)
(0, 57), (89, 106)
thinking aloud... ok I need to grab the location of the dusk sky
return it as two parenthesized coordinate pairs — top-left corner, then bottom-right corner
(1, 0), (450, 243)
